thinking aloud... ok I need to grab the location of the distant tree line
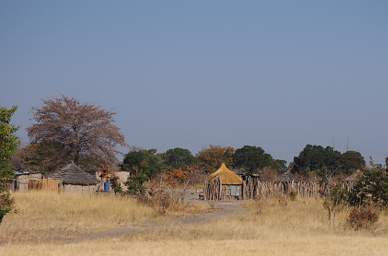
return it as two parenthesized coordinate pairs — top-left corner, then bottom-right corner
(2, 96), (381, 199)
(293, 145), (366, 179)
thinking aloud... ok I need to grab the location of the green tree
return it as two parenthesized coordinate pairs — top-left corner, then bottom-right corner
(271, 159), (288, 173)
(196, 145), (234, 173)
(347, 169), (388, 207)
(125, 173), (148, 196)
(293, 145), (341, 174)
(233, 145), (274, 174)
(337, 151), (365, 174)
(0, 106), (18, 223)
(162, 147), (195, 169)
(122, 149), (163, 195)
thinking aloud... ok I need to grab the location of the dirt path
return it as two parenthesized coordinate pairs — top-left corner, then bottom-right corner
(67, 200), (245, 243)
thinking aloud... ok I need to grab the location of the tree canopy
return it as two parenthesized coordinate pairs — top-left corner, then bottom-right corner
(337, 151), (365, 174)
(0, 106), (17, 222)
(233, 145), (272, 174)
(162, 147), (195, 169)
(293, 145), (365, 176)
(122, 149), (164, 195)
(0, 106), (18, 181)
(27, 96), (126, 172)
(196, 145), (234, 173)
(233, 145), (286, 174)
(122, 149), (163, 178)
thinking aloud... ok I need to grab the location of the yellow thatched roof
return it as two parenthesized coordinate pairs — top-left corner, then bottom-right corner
(209, 163), (242, 185)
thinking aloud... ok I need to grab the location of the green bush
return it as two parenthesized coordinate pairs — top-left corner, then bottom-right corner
(125, 174), (147, 196)
(0, 190), (13, 223)
(110, 176), (123, 195)
(347, 169), (388, 207)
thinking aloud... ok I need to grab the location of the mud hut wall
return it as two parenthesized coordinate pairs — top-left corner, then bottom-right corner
(63, 184), (97, 193)
(28, 178), (60, 192)
(16, 173), (43, 191)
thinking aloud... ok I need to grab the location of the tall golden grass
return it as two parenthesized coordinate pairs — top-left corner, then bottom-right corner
(0, 191), (157, 242)
(2, 193), (388, 255)
(2, 237), (388, 256)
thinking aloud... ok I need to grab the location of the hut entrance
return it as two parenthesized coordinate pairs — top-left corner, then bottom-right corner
(204, 163), (243, 200)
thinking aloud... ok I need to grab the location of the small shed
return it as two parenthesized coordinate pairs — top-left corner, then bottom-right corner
(205, 163), (243, 200)
(14, 170), (43, 191)
(49, 163), (98, 192)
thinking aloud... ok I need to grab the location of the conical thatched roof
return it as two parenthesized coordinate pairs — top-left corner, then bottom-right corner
(209, 163), (242, 185)
(49, 162), (98, 185)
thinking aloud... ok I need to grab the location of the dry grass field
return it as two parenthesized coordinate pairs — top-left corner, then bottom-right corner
(0, 192), (158, 243)
(1, 192), (388, 256)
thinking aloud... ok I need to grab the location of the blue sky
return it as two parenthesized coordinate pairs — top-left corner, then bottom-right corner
(1, 1), (388, 163)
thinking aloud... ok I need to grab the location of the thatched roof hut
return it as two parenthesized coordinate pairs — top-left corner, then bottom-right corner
(209, 163), (242, 185)
(49, 163), (98, 192)
(205, 163), (242, 200)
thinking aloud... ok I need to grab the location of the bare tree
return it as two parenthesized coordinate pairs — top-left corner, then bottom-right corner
(27, 96), (126, 172)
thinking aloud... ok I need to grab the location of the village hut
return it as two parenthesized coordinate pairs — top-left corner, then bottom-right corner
(205, 163), (243, 200)
(14, 169), (43, 191)
(48, 162), (98, 192)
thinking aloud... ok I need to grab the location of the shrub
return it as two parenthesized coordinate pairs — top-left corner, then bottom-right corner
(289, 191), (297, 201)
(347, 206), (379, 230)
(0, 190), (13, 223)
(125, 174), (147, 196)
(110, 176), (123, 195)
(137, 187), (176, 215)
(322, 183), (348, 226)
(152, 190), (173, 214)
(0, 106), (18, 223)
(347, 169), (388, 207)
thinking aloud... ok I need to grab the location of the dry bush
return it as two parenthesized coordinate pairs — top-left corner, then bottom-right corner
(322, 183), (348, 228)
(288, 191), (297, 201)
(142, 186), (209, 215)
(139, 189), (173, 214)
(347, 206), (379, 231)
(142, 175), (210, 215)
